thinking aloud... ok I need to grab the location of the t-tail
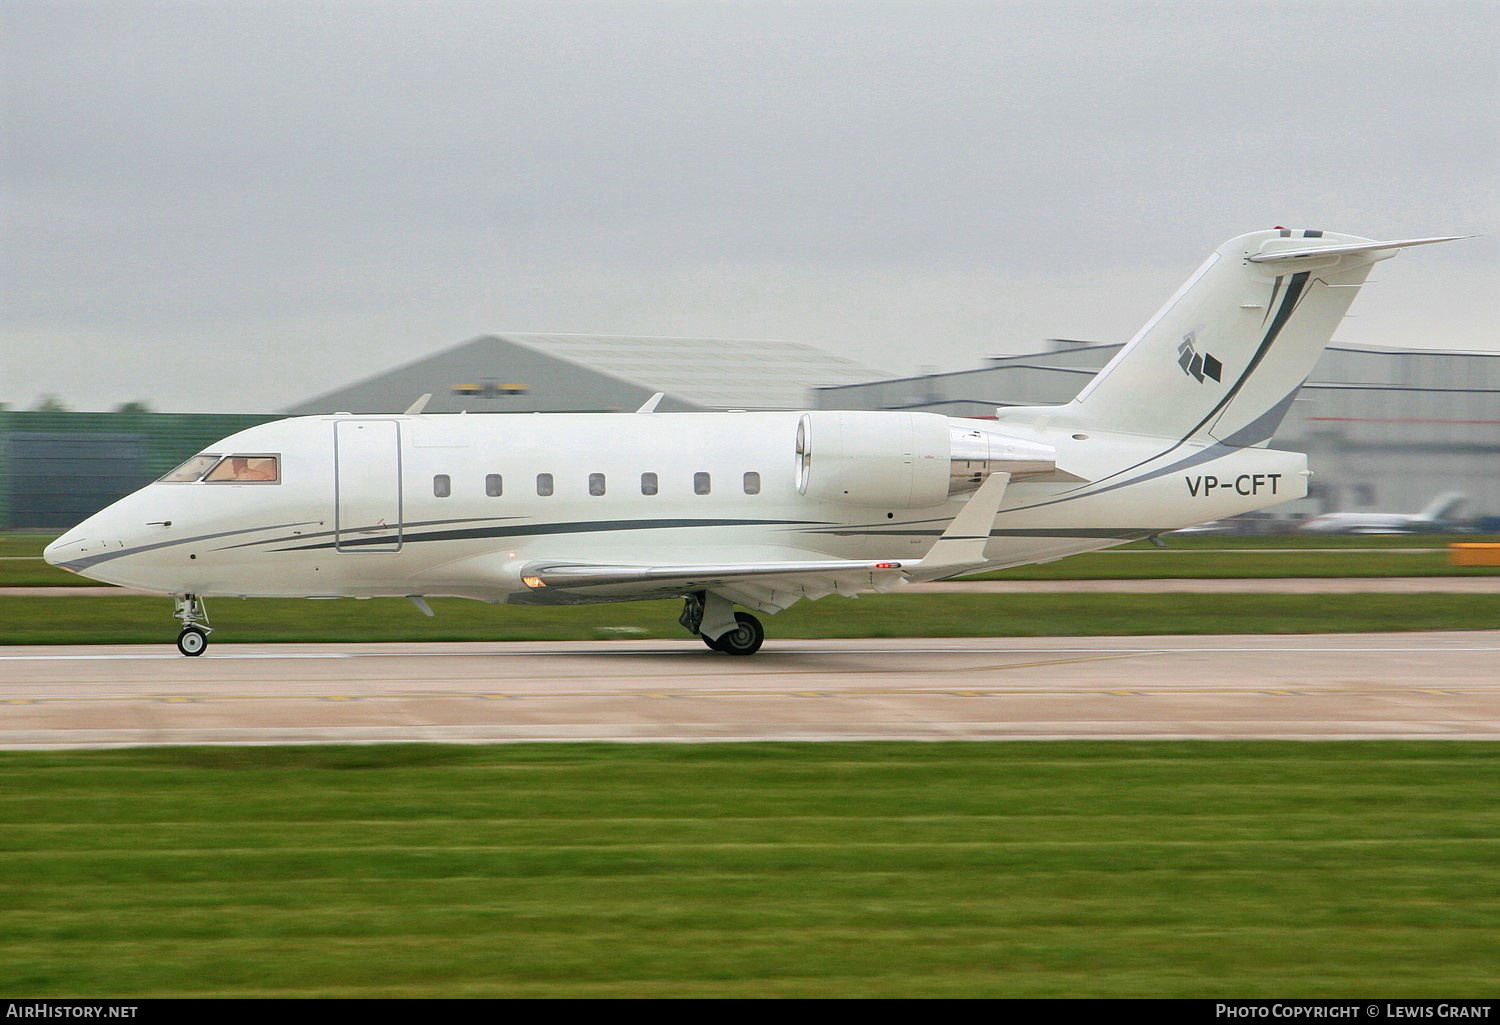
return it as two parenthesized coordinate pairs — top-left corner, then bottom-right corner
(1415, 491), (1467, 522)
(1004, 229), (1466, 446)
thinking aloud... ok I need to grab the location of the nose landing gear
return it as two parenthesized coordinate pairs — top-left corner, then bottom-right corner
(176, 627), (208, 656)
(172, 594), (212, 656)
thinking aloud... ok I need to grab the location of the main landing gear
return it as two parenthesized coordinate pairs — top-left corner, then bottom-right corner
(702, 612), (765, 656)
(680, 591), (765, 656)
(172, 593), (212, 656)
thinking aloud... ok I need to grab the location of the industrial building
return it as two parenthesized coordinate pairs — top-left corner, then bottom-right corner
(816, 342), (1500, 521)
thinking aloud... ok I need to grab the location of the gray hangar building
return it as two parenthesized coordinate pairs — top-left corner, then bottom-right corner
(814, 341), (1500, 522)
(283, 333), (892, 415)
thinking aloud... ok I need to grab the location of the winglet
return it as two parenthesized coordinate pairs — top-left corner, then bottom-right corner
(911, 472), (1010, 574)
(635, 392), (665, 413)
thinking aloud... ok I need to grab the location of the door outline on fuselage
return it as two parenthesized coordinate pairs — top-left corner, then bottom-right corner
(334, 419), (403, 552)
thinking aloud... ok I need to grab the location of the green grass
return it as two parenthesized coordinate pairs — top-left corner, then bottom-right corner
(0, 532), (86, 586)
(0, 563), (94, 586)
(4, 591), (1500, 645)
(1, 742), (1495, 997)
(969, 547), (1500, 580)
(0, 532), (52, 556)
(966, 532), (1500, 579)
(1139, 532), (1500, 550)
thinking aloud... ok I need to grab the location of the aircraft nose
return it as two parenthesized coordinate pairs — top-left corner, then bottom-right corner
(43, 532), (90, 570)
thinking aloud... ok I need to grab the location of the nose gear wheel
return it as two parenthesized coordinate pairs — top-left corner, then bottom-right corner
(172, 594), (212, 656)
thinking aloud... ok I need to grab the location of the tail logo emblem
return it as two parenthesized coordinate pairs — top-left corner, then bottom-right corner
(1177, 333), (1223, 383)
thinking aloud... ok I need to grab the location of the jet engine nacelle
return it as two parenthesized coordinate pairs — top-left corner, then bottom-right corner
(795, 411), (1056, 508)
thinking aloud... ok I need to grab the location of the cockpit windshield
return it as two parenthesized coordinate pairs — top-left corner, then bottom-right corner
(157, 453), (280, 484)
(158, 454), (221, 483)
(204, 455), (280, 483)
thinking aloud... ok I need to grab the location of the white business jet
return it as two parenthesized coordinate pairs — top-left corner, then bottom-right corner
(45, 228), (1461, 656)
(1298, 491), (1468, 534)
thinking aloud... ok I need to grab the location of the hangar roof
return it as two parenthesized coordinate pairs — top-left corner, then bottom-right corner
(284, 333), (890, 414)
(500, 333), (889, 408)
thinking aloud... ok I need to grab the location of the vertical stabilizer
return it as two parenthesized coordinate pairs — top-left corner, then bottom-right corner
(1024, 230), (1462, 446)
(1415, 492), (1466, 521)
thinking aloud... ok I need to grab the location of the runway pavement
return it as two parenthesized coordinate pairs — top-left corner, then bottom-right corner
(2, 632), (1496, 748)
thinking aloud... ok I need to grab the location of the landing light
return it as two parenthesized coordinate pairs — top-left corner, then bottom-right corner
(521, 576), (546, 589)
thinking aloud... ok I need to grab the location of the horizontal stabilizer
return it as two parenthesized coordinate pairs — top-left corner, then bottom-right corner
(1247, 235), (1469, 263)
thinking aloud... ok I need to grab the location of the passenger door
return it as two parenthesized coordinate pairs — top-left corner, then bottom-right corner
(334, 420), (402, 552)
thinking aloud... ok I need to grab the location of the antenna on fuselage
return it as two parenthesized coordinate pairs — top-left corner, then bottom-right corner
(404, 394), (433, 415)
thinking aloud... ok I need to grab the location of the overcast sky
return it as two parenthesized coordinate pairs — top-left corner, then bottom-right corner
(3, 0), (1497, 413)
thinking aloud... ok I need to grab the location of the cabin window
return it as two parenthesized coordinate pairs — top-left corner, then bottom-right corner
(159, 453), (221, 483)
(203, 455), (279, 483)
(486, 474), (503, 497)
(537, 473), (554, 497)
(743, 471), (761, 495)
(694, 472), (711, 495)
(641, 472), (658, 496)
(589, 473), (606, 497)
(433, 474), (451, 498)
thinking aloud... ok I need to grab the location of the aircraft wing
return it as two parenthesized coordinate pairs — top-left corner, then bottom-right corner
(513, 473), (1016, 612)
(513, 557), (911, 612)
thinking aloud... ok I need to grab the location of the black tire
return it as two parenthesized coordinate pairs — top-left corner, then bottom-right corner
(701, 633), (725, 652)
(712, 612), (764, 656)
(176, 627), (208, 657)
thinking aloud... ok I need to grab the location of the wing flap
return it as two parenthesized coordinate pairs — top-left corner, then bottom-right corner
(513, 557), (910, 609)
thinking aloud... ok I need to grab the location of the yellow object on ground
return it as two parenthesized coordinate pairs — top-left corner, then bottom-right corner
(1449, 543), (1500, 567)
